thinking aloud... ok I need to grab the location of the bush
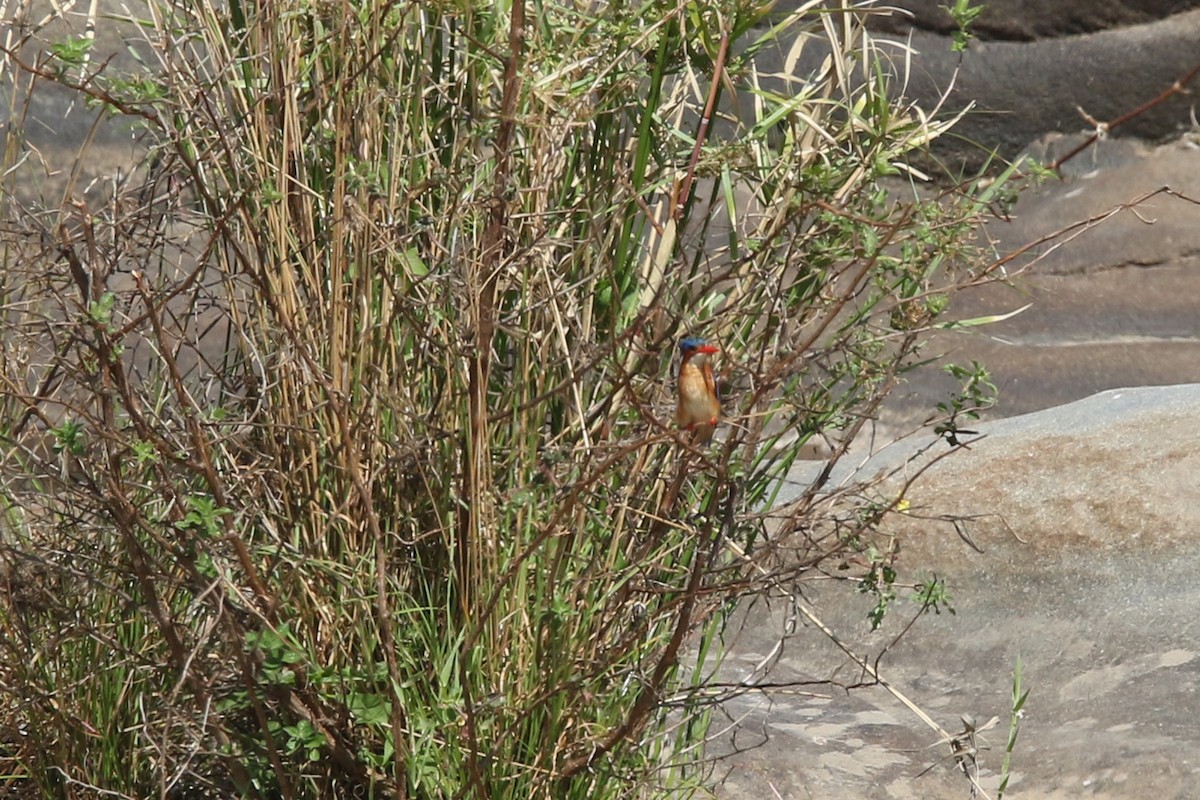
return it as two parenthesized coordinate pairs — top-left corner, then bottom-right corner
(0, 0), (1013, 796)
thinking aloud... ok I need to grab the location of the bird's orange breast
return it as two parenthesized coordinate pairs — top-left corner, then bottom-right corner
(676, 360), (720, 430)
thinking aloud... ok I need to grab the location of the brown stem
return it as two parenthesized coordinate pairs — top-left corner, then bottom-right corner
(1051, 61), (1200, 173)
(672, 31), (731, 222)
(131, 271), (273, 609)
(557, 513), (717, 779)
(458, 2), (526, 796)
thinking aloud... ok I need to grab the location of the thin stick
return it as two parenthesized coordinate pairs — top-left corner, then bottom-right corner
(1051, 61), (1200, 173)
(672, 30), (731, 222)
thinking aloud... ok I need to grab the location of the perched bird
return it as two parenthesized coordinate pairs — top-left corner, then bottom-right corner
(676, 336), (720, 442)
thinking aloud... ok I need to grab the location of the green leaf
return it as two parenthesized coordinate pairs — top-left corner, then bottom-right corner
(400, 247), (429, 277)
(348, 691), (392, 727)
(88, 292), (117, 326)
(49, 37), (92, 67)
(935, 303), (1031, 331)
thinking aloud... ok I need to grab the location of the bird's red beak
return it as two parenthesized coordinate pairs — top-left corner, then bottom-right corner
(697, 344), (719, 355)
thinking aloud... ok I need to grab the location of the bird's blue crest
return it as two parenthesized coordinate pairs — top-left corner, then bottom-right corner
(679, 336), (707, 352)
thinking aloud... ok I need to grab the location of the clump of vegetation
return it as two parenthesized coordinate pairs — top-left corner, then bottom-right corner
(0, 0), (1014, 796)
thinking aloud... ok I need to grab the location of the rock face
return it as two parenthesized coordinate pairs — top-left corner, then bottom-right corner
(885, 136), (1200, 429)
(719, 9), (1200, 795)
(751, 6), (1200, 170)
(891, 12), (1200, 166)
(715, 384), (1200, 799)
(869, 0), (1200, 40)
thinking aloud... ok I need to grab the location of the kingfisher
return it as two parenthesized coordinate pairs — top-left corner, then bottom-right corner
(676, 336), (720, 442)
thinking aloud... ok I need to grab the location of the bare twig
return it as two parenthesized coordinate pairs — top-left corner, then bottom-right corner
(1051, 61), (1200, 173)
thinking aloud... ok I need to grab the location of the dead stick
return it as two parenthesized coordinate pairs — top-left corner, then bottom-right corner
(1051, 61), (1200, 173)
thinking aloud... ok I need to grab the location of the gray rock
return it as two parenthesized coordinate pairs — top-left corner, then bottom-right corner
(891, 12), (1200, 167)
(867, 0), (1200, 40)
(748, 9), (1200, 171)
(882, 136), (1200, 428)
(715, 384), (1200, 799)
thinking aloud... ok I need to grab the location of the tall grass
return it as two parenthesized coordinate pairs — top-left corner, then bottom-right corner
(0, 0), (1016, 796)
